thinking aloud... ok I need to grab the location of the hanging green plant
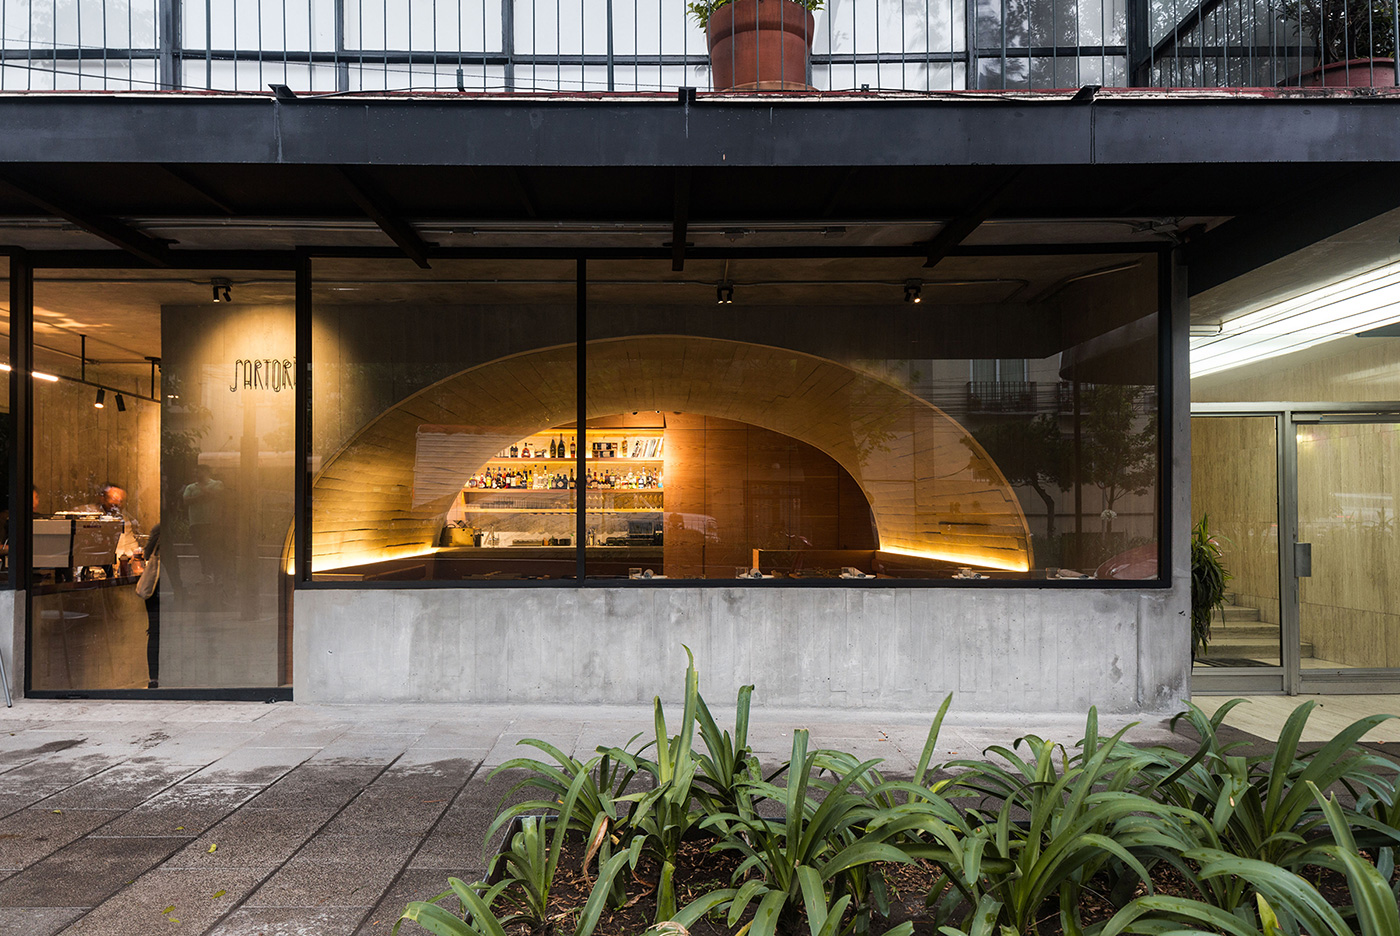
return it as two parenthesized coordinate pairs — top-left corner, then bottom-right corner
(1190, 514), (1231, 661)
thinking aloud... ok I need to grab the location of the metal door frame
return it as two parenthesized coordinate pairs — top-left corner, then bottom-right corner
(1191, 401), (1400, 696)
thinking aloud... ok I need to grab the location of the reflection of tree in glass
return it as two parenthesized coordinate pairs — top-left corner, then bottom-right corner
(1080, 384), (1156, 535)
(972, 414), (1068, 540)
(977, 0), (1126, 88)
(1282, 0), (1395, 62)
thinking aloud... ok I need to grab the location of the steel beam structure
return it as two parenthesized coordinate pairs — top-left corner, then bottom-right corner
(1, 95), (1399, 169)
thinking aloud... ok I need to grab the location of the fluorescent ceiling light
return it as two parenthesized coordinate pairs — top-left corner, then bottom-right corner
(1190, 259), (1400, 378)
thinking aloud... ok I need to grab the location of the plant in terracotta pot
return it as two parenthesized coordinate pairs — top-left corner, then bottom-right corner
(688, 0), (825, 91)
(1283, 0), (1397, 86)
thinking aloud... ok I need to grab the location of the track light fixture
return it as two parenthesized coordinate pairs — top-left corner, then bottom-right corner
(211, 278), (233, 303)
(115, 393), (126, 412)
(94, 388), (105, 409)
(716, 282), (735, 305)
(904, 279), (923, 304)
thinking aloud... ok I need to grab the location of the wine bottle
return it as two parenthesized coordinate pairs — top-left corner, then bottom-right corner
(549, 436), (557, 458)
(510, 443), (518, 458)
(568, 469), (576, 490)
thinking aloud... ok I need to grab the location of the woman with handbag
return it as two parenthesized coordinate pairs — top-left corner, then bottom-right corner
(136, 524), (161, 689)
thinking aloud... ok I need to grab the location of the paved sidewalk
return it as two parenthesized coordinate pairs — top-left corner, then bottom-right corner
(0, 697), (1330, 936)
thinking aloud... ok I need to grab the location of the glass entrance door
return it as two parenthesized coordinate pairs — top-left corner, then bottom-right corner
(1295, 415), (1400, 693)
(1192, 405), (1400, 695)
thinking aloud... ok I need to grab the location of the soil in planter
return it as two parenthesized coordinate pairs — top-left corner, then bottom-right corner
(472, 836), (1397, 936)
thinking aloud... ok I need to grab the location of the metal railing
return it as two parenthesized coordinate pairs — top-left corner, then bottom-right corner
(0, 0), (1392, 93)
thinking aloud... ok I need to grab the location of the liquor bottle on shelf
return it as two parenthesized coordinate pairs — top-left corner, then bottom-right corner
(521, 442), (531, 458)
(568, 470), (576, 490)
(569, 439), (577, 459)
(557, 435), (566, 460)
(548, 436), (557, 458)
(510, 443), (518, 458)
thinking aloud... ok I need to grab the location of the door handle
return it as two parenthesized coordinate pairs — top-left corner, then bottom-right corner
(1294, 542), (1312, 577)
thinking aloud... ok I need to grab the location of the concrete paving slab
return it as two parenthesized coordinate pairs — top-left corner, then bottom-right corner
(117, 730), (259, 766)
(164, 808), (339, 869)
(241, 844), (413, 909)
(0, 735), (86, 767)
(183, 746), (319, 785)
(0, 906), (85, 936)
(0, 808), (127, 871)
(43, 763), (199, 811)
(0, 835), (188, 907)
(0, 752), (123, 789)
(93, 784), (261, 838)
(0, 788), (68, 820)
(242, 764), (385, 811)
(209, 905), (371, 936)
(53, 867), (264, 936)
(306, 733), (418, 765)
(322, 790), (454, 837)
(354, 868), (467, 936)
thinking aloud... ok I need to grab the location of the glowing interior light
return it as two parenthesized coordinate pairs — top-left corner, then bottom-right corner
(878, 544), (1031, 573)
(309, 547), (438, 575)
(1191, 260), (1400, 378)
(32, 371), (59, 382)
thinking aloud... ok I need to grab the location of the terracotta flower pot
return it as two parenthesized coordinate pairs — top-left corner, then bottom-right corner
(1296, 57), (1397, 87)
(706, 0), (815, 92)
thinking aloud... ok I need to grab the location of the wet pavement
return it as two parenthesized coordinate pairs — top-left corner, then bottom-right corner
(0, 695), (1373, 936)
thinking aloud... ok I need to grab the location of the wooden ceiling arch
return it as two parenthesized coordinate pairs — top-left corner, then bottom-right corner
(312, 336), (1033, 572)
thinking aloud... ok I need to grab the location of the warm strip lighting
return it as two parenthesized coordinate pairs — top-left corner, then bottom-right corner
(1191, 260), (1400, 378)
(879, 544), (1030, 573)
(308, 547), (438, 575)
(32, 371), (59, 382)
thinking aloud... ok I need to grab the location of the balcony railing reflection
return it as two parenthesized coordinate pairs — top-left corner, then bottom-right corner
(0, 0), (1391, 93)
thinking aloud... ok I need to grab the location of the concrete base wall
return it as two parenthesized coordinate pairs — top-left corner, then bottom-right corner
(294, 585), (1191, 714)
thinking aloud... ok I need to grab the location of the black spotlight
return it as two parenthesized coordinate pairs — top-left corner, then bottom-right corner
(115, 393), (126, 412)
(716, 282), (735, 305)
(904, 279), (923, 304)
(94, 388), (105, 409)
(212, 277), (232, 302)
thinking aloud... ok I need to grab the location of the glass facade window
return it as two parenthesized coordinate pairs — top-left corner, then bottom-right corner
(306, 253), (1162, 584)
(310, 259), (578, 582)
(26, 270), (293, 692)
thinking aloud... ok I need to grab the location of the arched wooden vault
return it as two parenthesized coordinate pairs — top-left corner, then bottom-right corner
(312, 336), (1033, 572)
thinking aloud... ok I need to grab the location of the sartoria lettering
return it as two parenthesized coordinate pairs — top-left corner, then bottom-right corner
(230, 359), (296, 392)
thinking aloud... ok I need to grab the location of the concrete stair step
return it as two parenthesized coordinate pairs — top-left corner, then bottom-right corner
(1212, 604), (1261, 623)
(1203, 637), (1314, 659)
(1210, 622), (1281, 639)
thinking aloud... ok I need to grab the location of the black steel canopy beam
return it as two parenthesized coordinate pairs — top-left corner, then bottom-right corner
(921, 170), (1022, 269)
(157, 165), (236, 215)
(4, 95), (1400, 169)
(330, 166), (432, 269)
(0, 173), (172, 266)
(671, 168), (691, 272)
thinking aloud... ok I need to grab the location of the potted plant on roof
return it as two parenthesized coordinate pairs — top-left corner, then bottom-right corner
(688, 0), (825, 91)
(1286, 0), (1397, 86)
